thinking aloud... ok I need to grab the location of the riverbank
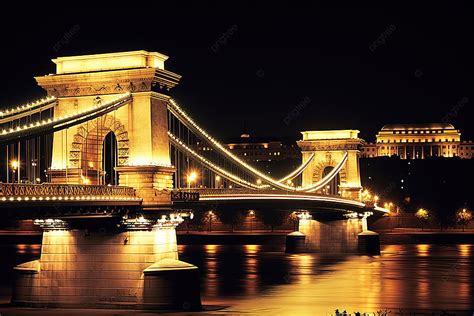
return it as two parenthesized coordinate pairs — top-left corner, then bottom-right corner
(1, 229), (474, 245)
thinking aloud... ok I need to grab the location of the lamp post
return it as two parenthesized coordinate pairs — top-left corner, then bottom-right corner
(31, 160), (37, 184)
(10, 160), (18, 184)
(215, 175), (221, 188)
(208, 210), (214, 232)
(187, 171), (197, 190)
(249, 210), (255, 232)
(374, 195), (379, 206)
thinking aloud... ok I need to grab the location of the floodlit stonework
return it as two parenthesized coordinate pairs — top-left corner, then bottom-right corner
(361, 123), (473, 159)
(13, 228), (201, 309)
(297, 130), (364, 200)
(35, 50), (181, 206)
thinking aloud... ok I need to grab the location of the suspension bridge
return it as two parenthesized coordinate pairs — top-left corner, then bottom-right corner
(0, 50), (385, 309)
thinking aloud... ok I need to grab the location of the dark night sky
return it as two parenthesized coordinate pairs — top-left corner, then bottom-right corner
(0, 2), (472, 142)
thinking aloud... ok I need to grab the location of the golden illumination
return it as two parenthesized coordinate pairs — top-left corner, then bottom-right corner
(187, 171), (198, 189)
(53, 50), (169, 74)
(416, 208), (429, 220)
(10, 160), (19, 170)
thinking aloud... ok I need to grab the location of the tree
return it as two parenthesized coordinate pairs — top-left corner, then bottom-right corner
(258, 210), (286, 232)
(216, 208), (244, 232)
(288, 211), (299, 231)
(456, 208), (472, 232)
(187, 209), (206, 232)
(415, 208), (430, 231)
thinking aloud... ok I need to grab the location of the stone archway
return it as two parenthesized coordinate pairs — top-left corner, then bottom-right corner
(311, 153), (348, 191)
(298, 130), (364, 200)
(68, 115), (129, 184)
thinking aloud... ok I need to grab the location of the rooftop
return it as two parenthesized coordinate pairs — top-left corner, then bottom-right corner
(52, 50), (169, 74)
(381, 123), (456, 131)
(301, 130), (360, 141)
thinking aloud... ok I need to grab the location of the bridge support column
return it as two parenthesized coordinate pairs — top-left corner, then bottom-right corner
(297, 218), (381, 254)
(116, 165), (175, 206)
(12, 221), (201, 310)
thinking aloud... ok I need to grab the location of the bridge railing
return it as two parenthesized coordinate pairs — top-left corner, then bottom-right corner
(0, 183), (136, 198)
(189, 188), (352, 199)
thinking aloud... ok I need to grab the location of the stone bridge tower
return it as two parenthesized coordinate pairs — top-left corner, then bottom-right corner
(297, 130), (364, 200)
(35, 51), (180, 206)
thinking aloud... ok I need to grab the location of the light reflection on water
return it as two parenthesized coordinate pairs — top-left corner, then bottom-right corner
(0, 243), (472, 313)
(178, 244), (474, 314)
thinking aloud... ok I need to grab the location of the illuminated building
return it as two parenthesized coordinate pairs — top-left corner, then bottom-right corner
(223, 133), (300, 162)
(459, 140), (474, 159)
(361, 123), (473, 159)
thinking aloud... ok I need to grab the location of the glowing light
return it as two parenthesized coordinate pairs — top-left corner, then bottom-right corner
(167, 99), (347, 192)
(10, 160), (19, 170)
(0, 93), (130, 138)
(187, 171), (197, 182)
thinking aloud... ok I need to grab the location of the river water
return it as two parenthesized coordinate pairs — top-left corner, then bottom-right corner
(0, 243), (473, 315)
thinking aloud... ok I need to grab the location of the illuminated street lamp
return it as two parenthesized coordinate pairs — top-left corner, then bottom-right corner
(249, 210), (255, 232)
(10, 160), (19, 183)
(215, 175), (221, 188)
(207, 210), (214, 232)
(187, 171), (198, 189)
(31, 159), (37, 184)
(256, 179), (262, 186)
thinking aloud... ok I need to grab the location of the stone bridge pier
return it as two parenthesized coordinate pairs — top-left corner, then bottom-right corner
(287, 215), (380, 255)
(12, 218), (202, 310)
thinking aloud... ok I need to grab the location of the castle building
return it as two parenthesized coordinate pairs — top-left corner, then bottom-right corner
(361, 123), (473, 159)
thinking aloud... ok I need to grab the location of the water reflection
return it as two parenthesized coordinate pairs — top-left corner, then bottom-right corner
(179, 244), (474, 313)
(0, 243), (472, 313)
(416, 244), (431, 256)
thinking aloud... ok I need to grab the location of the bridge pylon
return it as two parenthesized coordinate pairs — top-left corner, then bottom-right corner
(297, 130), (364, 200)
(35, 50), (180, 206)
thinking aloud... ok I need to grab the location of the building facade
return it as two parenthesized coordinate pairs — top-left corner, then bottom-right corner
(361, 123), (473, 159)
(224, 134), (300, 162)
